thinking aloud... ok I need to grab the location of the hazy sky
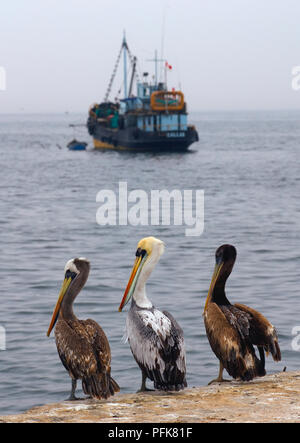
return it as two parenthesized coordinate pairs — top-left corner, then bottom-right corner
(0, 0), (299, 113)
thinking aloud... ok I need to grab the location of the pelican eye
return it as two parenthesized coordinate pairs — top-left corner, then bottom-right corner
(216, 253), (222, 264)
(65, 270), (77, 280)
(136, 248), (147, 258)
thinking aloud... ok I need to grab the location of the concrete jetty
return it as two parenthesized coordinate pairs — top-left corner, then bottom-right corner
(0, 371), (299, 423)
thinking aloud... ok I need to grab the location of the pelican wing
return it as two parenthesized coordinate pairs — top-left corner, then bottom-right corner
(80, 319), (120, 397)
(55, 319), (119, 399)
(204, 302), (262, 381)
(81, 319), (112, 371)
(55, 319), (98, 379)
(126, 307), (187, 390)
(162, 310), (186, 377)
(234, 303), (281, 361)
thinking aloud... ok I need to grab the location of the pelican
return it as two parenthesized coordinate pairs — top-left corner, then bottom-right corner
(204, 244), (281, 384)
(118, 237), (187, 392)
(47, 258), (120, 400)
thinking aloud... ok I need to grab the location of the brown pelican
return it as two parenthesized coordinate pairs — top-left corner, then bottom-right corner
(204, 244), (281, 384)
(47, 258), (120, 400)
(118, 236), (187, 392)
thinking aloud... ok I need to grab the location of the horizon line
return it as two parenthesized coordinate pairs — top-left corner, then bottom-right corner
(1, 108), (300, 115)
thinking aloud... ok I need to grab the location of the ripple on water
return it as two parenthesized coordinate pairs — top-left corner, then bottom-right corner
(0, 111), (300, 414)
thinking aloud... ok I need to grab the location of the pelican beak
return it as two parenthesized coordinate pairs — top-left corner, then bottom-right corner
(47, 276), (72, 336)
(118, 254), (147, 312)
(204, 261), (224, 312)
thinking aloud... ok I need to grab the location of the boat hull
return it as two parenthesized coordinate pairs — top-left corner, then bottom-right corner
(67, 140), (87, 151)
(88, 121), (198, 152)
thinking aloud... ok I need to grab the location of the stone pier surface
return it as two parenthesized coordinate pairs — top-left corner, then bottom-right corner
(1, 371), (300, 423)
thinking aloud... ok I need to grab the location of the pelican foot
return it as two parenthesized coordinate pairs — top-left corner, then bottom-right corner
(65, 394), (86, 401)
(136, 387), (155, 393)
(208, 378), (231, 386)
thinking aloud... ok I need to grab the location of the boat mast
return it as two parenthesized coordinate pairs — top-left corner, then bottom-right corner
(123, 32), (128, 99)
(103, 33), (138, 102)
(154, 50), (158, 87)
(128, 56), (137, 97)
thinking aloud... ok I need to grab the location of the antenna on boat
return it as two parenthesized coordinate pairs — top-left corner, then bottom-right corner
(159, 2), (167, 83)
(147, 50), (165, 87)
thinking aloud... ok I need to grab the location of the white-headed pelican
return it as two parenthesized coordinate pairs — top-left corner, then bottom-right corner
(119, 237), (187, 392)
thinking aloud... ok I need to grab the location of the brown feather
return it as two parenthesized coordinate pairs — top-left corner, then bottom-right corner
(234, 303), (281, 361)
(204, 302), (262, 381)
(55, 317), (119, 399)
(204, 245), (281, 382)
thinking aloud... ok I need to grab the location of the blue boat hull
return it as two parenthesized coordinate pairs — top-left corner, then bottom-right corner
(67, 140), (87, 151)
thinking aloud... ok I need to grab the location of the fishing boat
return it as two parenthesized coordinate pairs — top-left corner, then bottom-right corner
(87, 35), (198, 152)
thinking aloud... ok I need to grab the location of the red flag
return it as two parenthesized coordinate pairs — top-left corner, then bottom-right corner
(165, 62), (172, 70)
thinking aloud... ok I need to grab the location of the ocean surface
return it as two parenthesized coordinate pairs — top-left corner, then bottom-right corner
(0, 110), (299, 415)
